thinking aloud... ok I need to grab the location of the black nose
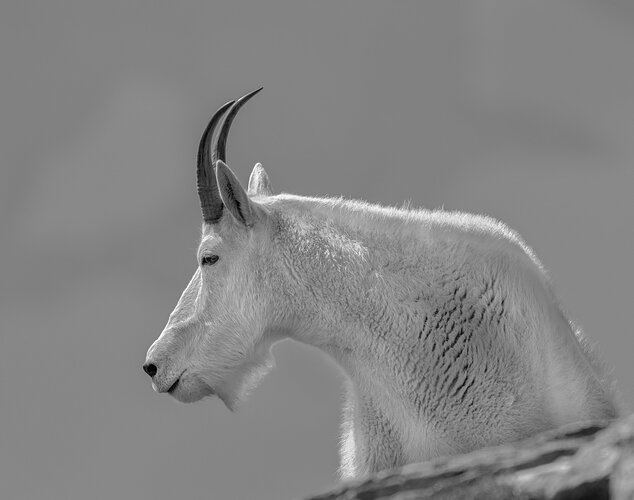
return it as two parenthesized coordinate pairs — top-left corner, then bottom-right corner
(143, 362), (158, 378)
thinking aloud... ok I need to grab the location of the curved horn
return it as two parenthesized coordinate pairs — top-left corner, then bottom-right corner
(197, 100), (234, 223)
(212, 87), (263, 168)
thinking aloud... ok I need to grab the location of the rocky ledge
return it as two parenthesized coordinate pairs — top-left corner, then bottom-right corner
(307, 413), (634, 500)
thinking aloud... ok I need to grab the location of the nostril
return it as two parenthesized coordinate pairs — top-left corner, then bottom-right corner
(143, 362), (158, 378)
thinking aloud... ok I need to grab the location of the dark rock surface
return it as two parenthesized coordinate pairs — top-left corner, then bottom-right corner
(307, 413), (634, 500)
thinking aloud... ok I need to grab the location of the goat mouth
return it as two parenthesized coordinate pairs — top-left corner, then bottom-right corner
(167, 378), (180, 394)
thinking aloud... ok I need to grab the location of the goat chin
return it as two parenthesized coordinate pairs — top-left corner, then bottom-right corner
(183, 354), (276, 411)
(167, 375), (215, 404)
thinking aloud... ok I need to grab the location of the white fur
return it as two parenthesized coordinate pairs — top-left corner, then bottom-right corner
(146, 163), (620, 480)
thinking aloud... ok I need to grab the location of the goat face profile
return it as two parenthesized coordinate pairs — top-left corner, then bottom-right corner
(144, 89), (619, 478)
(144, 89), (285, 409)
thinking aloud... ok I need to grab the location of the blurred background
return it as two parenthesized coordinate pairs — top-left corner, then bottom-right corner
(1, 1), (633, 499)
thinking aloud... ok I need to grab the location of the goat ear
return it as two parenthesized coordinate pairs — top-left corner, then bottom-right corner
(215, 160), (255, 227)
(248, 163), (273, 196)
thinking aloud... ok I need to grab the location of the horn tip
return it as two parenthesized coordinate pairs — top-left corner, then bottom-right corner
(246, 87), (263, 99)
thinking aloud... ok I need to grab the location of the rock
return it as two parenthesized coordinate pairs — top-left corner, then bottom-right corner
(307, 413), (634, 500)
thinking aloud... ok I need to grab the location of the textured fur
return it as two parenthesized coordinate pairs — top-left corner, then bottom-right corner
(146, 163), (619, 480)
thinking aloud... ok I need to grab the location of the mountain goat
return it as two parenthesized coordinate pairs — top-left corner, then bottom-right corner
(144, 89), (619, 479)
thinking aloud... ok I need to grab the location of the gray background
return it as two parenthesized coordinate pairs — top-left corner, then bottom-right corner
(1, 1), (633, 499)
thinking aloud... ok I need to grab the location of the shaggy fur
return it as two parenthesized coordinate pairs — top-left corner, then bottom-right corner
(146, 161), (619, 480)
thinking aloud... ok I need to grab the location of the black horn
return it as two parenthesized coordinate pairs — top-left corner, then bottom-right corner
(212, 87), (263, 169)
(197, 100), (235, 223)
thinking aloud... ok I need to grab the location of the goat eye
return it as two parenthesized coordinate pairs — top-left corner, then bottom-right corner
(201, 254), (219, 266)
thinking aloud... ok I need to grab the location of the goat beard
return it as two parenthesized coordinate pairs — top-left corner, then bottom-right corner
(200, 352), (276, 412)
